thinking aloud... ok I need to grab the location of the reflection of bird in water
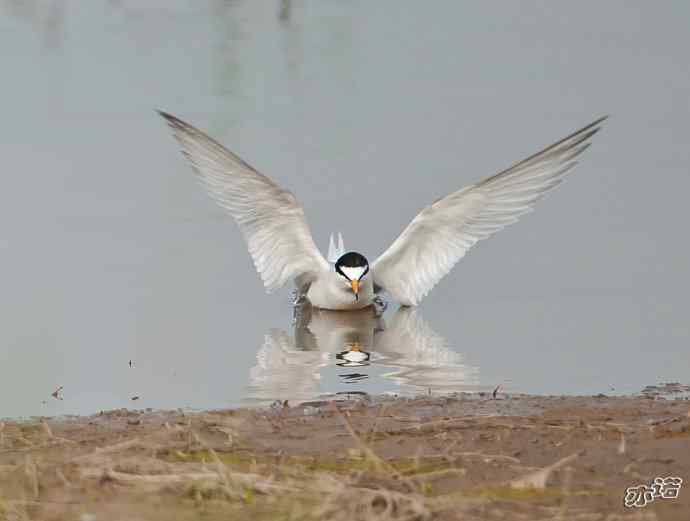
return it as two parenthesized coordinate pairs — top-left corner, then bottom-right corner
(336, 342), (371, 367)
(161, 112), (606, 310)
(245, 304), (479, 404)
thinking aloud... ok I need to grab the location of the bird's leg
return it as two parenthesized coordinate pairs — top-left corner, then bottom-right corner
(292, 289), (307, 307)
(292, 290), (308, 325)
(372, 295), (388, 316)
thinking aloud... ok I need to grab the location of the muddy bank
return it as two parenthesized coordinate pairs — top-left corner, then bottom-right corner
(1, 392), (689, 520)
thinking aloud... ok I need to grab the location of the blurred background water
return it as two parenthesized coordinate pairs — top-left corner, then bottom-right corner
(1, 1), (689, 418)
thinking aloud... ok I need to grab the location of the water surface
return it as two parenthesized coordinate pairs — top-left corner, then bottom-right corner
(1, 1), (689, 418)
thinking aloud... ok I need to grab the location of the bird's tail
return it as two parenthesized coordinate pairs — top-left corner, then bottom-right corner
(327, 232), (346, 263)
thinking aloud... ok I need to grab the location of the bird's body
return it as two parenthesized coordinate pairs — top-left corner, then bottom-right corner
(306, 269), (376, 310)
(160, 112), (607, 310)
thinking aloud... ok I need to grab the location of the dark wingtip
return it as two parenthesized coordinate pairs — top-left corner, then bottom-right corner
(156, 110), (186, 130)
(592, 114), (610, 128)
(587, 115), (610, 138)
(566, 115), (609, 144)
(584, 115), (609, 132)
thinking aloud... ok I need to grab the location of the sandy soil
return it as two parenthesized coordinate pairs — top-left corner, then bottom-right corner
(1, 390), (689, 520)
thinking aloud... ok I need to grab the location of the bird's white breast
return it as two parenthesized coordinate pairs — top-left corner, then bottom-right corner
(306, 272), (374, 310)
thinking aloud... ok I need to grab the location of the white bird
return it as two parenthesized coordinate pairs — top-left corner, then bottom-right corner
(160, 112), (607, 310)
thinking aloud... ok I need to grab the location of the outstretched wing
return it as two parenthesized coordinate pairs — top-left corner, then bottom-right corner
(160, 112), (329, 292)
(372, 116), (608, 306)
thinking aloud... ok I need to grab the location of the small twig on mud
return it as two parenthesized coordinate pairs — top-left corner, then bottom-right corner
(329, 401), (421, 493)
(51, 386), (64, 400)
(4, 499), (82, 507)
(363, 403), (388, 445)
(24, 455), (39, 499)
(79, 467), (295, 493)
(55, 468), (74, 488)
(80, 468), (212, 483)
(73, 438), (142, 462)
(413, 445), (424, 472)
(205, 443), (237, 499)
(455, 451), (521, 464)
(441, 438), (460, 458)
(397, 417), (473, 432)
(510, 451), (582, 490)
(40, 420), (53, 438)
(556, 466), (574, 521)
(41, 420), (76, 445)
(329, 402), (389, 474)
(618, 433), (626, 454)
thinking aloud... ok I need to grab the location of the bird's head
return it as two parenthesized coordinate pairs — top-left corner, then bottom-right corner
(334, 252), (369, 301)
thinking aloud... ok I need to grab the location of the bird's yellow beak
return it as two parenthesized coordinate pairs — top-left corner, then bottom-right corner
(350, 279), (359, 300)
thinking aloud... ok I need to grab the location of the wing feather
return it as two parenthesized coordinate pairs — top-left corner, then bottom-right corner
(372, 116), (608, 306)
(159, 112), (328, 291)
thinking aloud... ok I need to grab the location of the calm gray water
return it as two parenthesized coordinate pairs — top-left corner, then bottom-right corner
(1, 1), (689, 419)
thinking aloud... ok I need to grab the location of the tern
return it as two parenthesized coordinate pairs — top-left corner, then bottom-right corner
(160, 112), (607, 310)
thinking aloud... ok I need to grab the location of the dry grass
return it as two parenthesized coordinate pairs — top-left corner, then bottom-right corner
(1, 395), (688, 520)
(0, 413), (431, 521)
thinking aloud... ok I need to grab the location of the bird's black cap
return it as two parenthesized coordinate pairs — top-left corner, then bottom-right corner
(335, 252), (370, 280)
(335, 252), (369, 268)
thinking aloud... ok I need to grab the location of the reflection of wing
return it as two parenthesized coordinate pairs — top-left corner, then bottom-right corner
(373, 117), (607, 305)
(246, 329), (328, 404)
(160, 112), (329, 292)
(375, 308), (480, 392)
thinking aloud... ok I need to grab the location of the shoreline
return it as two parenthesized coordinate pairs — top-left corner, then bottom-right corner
(2, 391), (689, 520)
